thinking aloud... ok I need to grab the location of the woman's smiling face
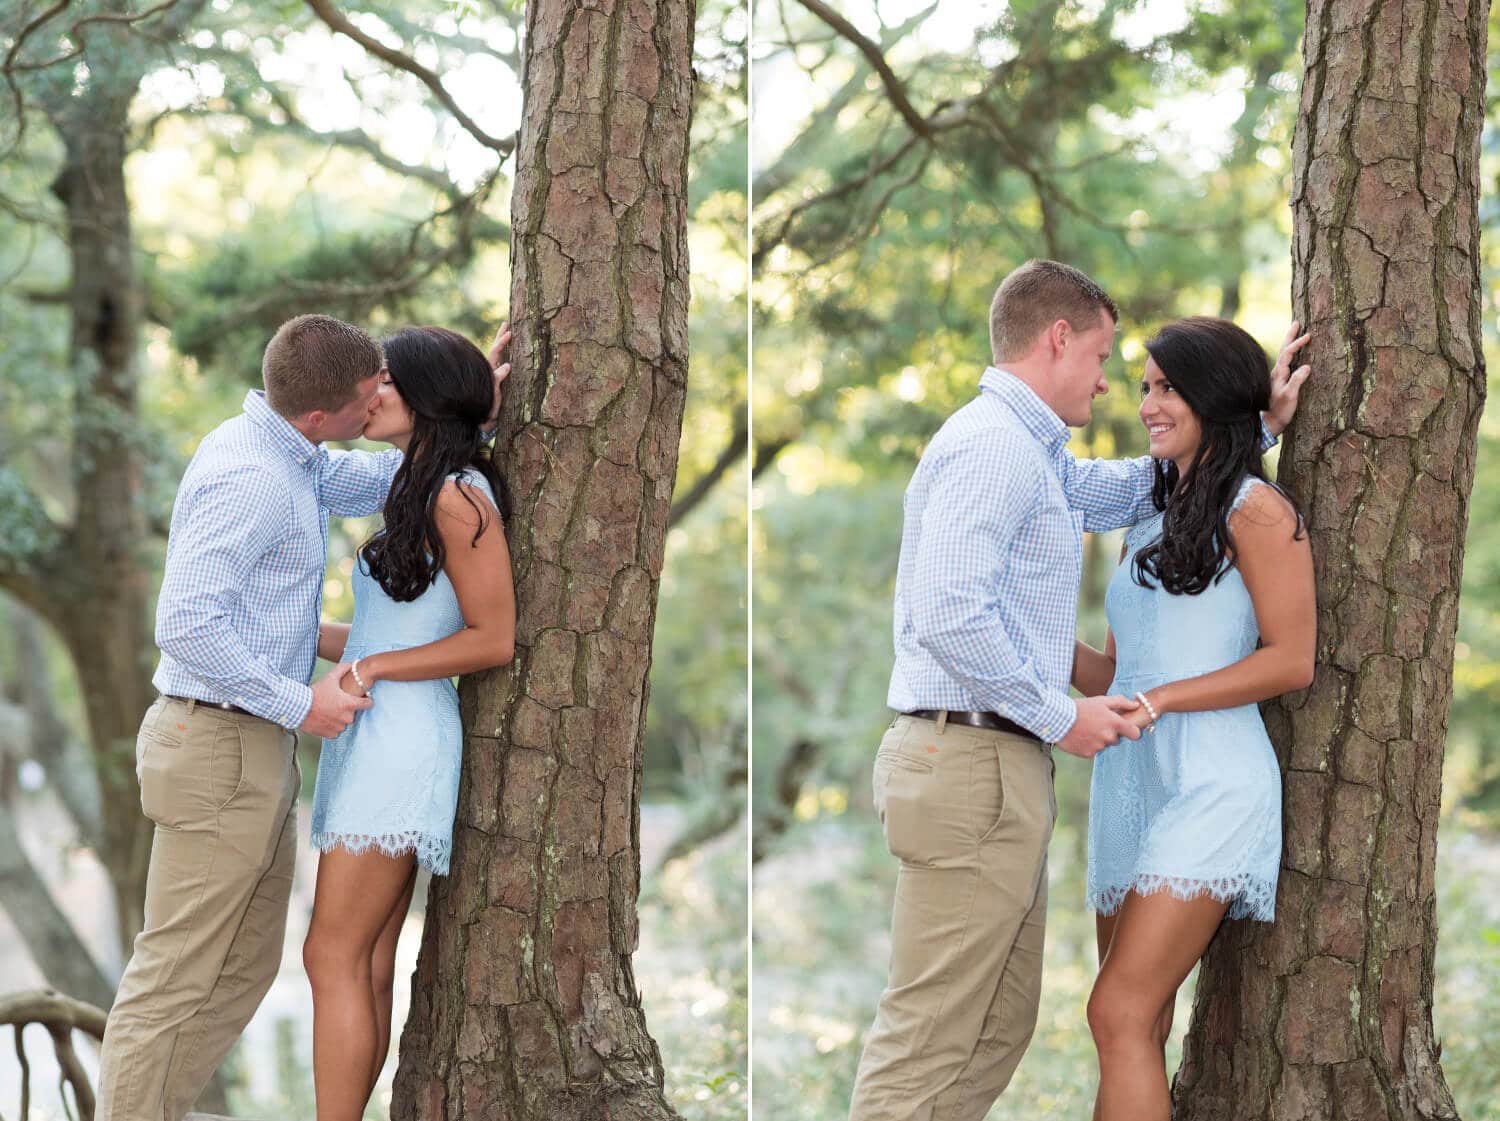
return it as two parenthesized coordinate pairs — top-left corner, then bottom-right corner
(1139, 355), (1202, 471)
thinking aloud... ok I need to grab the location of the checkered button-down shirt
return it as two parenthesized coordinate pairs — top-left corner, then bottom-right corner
(152, 390), (402, 728)
(887, 368), (1161, 743)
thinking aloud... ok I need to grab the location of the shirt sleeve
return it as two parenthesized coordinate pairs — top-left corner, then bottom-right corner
(154, 467), (314, 728)
(908, 433), (1078, 741)
(319, 447), (404, 517)
(1052, 449), (1158, 532)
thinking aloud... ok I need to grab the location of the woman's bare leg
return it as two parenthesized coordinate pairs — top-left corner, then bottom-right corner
(368, 867), (417, 1095)
(1087, 890), (1227, 1121)
(1091, 907), (1178, 1121)
(304, 847), (418, 1121)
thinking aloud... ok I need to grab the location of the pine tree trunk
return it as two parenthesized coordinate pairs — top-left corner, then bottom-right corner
(1173, 2), (1487, 1119)
(389, 1), (695, 1117)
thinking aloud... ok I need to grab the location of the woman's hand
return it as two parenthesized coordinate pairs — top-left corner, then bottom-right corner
(338, 662), (370, 698)
(1125, 695), (1159, 734)
(1265, 321), (1313, 436)
(484, 322), (513, 432)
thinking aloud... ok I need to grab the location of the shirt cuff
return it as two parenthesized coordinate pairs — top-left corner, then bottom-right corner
(263, 679), (315, 730)
(1258, 418), (1277, 452)
(1024, 690), (1077, 744)
(480, 424), (498, 444)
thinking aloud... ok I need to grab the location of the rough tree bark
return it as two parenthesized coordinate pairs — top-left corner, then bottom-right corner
(390, 1), (695, 1118)
(1174, 3), (1486, 1119)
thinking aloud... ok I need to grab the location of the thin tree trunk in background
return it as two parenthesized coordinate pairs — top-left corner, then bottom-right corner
(47, 110), (159, 965)
(1174, 2), (1487, 1118)
(391, 0), (696, 1117)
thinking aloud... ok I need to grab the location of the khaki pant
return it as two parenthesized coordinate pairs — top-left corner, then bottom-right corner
(97, 697), (300, 1121)
(850, 714), (1057, 1121)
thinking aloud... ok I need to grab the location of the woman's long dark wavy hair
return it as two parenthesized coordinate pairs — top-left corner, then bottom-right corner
(1132, 316), (1304, 596)
(361, 326), (511, 602)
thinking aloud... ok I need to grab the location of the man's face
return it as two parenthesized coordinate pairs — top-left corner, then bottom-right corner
(1052, 310), (1115, 427)
(315, 375), (381, 442)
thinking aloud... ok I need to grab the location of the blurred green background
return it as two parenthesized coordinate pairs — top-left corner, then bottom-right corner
(0, 1), (745, 1117)
(751, 1), (1500, 1118)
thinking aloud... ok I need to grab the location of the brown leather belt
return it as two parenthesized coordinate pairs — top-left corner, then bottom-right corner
(164, 694), (257, 718)
(905, 708), (1040, 742)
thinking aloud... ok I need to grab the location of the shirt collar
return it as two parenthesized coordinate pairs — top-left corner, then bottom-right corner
(979, 367), (1069, 451)
(242, 390), (328, 470)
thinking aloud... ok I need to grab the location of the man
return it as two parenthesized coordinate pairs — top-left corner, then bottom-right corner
(848, 261), (1310, 1121)
(96, 314), (509, 1121)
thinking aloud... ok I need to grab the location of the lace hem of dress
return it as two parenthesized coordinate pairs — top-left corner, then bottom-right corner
(1089, 872), (1276, 923)
(311, 829), (451, 876)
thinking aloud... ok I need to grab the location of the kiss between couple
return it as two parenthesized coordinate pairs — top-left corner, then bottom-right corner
(852, 260), (1317, 1121)
(95, 316), (518, 1121)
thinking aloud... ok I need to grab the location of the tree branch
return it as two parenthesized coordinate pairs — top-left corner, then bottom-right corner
(754, 0), (939, 199)
(794, 0), (932, 138)
(667, 421), (747, 528)
(3, 0), (184, 73)
(303, 0), (516, 155)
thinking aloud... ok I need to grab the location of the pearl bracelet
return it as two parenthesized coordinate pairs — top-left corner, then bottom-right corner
(1135, 691), (1159, 733)
(351, 659), (370, 693)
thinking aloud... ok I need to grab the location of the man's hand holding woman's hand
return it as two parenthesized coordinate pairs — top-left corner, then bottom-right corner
(299, 662), (373, 739)
(1055, 694), (1142, 759)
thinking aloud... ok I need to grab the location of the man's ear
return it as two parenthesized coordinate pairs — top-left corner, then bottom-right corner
(303, 409), (328, 432)
(1048, 318), (1071, 356)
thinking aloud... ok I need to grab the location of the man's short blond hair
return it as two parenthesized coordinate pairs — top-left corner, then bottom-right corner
(262, 314), (384, 418)
(988, 260), (1119, 364)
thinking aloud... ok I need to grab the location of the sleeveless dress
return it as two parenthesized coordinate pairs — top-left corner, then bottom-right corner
(1086, 477), (1282, 922)
(310, 470), (499, 876)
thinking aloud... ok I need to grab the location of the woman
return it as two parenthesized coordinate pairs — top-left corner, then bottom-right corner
(1071, 317), (1316, 1121)
(303, 325), (516, 1121)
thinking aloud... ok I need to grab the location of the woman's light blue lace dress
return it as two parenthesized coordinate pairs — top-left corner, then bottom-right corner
(1086, 477), (1281, 922)
(310, 471), (499, 876)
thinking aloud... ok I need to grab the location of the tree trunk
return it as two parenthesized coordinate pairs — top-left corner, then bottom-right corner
(47, 111), (159, 962)
(390, 1), (695, 1117)
(1174, 3), (1486, 1119)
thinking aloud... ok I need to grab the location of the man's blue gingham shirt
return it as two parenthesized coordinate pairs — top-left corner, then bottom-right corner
(153, 390), (402, 729)
(888, 368), (1162, 742)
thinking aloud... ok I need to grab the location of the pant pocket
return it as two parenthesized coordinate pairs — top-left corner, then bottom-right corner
(974, 743), (1009, 843)
(876, 755), (937, 865)
(210, 722), (246, 809)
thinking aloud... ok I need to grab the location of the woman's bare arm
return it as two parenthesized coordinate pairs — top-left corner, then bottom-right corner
(343, 480), (516, 691)
(318, 622), (351, 662)
(1072, 542), (1126, 696)
(1132, 486), (1315, 724)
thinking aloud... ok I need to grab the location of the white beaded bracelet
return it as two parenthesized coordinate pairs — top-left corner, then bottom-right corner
(351, 659), (370, 693)
(1135, 691), (1159, 733)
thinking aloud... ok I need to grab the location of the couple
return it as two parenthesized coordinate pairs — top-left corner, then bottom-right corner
(96, 315), (517, 1121)
(852, 260), (1317, 1121)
